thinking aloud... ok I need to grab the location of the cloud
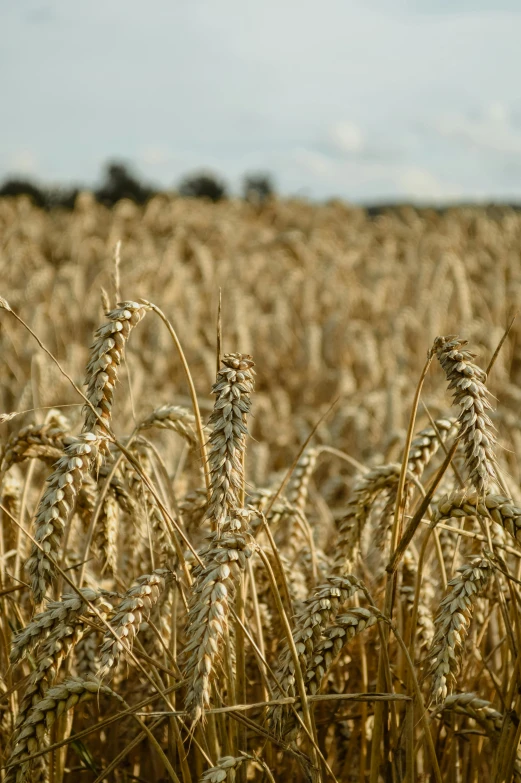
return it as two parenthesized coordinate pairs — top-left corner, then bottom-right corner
(327, 121), (364, 155)
(397, 166), (463, 200)
(8, 149), (39, 176)
(139, 146), (172, 167)
(433, 102), (521, 156)
(293, 148), (334, 178)
(293, 144), (464, 202)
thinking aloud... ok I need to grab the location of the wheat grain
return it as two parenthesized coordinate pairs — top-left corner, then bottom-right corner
(199, 755), (255, 782)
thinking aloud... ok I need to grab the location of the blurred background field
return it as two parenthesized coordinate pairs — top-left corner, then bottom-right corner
(2, 192), (521, 499)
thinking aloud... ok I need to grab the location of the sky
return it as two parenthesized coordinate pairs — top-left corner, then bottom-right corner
(2, 0), (521, 203)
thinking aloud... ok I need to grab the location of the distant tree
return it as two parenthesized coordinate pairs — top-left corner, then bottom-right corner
(0, 178), (46, 208)
(45, 187), (81, 210)
(243, 173), (275, 203)
(178, 172), (227, 202)
(95, 162), (153, 207)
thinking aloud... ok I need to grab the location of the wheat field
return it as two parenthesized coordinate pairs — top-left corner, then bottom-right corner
(1, 193), (521, 782)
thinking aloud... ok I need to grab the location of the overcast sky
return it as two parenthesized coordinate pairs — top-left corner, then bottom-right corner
(2, 0), (521, 203)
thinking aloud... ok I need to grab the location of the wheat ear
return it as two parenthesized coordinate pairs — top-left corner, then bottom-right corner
(199, 755), (260, 782)
(98, 569), (171, 678)
(268, 575), (362, 732)
(334, 464), (401, 573)
(434, 336), (497, 493)
(428, 556), (491, 703)
(138, 403), (199, 447)
(83, 300), (148, 444)
(286, 446), (321, 512)
(10, 587), (99, 664)
(183, 509), (255, 723)
(9, 592), (113, 763)
(205, 353), (255, 533)
(407, 416), (459, 479)
(5, 678), (122, 783)
(0, 414), (68, 478)
(400, 550), (435, 653)
(435, 491), (521, 547)
(305, 607), (379, 695)
(26, 432), (100, 603)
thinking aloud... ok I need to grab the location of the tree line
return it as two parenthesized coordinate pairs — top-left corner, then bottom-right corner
(0, 162), (275, 209)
